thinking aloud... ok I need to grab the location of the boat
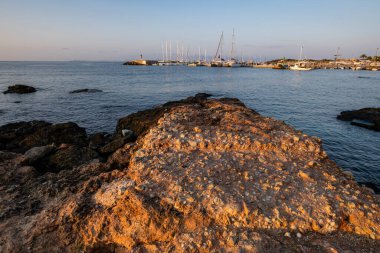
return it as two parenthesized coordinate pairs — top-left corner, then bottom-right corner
(224, 29), (241, 68)
(211, 32), (226, 67)
(272, 64), (287, 70)
(290, 64), (312, 71)
(187, 63), (197, 67)
(289, 46), (313, 71)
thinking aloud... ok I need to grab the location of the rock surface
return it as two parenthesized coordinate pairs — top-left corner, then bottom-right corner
(0, 96), (379, 252)
(337, 108), (380, 131)
(3, 84), (36, 94)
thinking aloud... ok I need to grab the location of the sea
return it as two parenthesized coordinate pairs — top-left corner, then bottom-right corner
(0, 61), (379, 190)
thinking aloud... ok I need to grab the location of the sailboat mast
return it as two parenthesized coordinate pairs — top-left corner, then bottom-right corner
(231, 29), (235, 60)
(161, 42), (164, 61)
(220, 32), (223, 60)
(169, 41), (172, 61)
(165, 41), (168, 62)
(214, 32), (223, 60)
(299, 46), (303, 62)
(198, 47), (201, 62)
(176, 41), (179, 62)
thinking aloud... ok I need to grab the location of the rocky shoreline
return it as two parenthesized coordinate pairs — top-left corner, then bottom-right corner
(1, 94), (379, 252)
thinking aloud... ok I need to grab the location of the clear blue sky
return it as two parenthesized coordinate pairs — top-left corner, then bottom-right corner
(0, 0), (379, 61)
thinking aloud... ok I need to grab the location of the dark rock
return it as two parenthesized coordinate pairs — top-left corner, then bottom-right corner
(99, 135), (136, 155)
(0, 121), (88, 153)
(3, 85), (36, 94)
(20, 122), (88, 151)
(23, 145), (56, 164)
(337, 108), (380, 131)
(0, 121), (52, 151)
(88, 132), (112, 150)
(358, 182), (380, 194)
(0, 151), (18, 162)
(36, 145), (99, 173)
(194, 93), (213, 99)
(69, 89), (102, 94)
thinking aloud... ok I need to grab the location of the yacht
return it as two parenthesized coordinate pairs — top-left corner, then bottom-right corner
(290, 46), (313, 71)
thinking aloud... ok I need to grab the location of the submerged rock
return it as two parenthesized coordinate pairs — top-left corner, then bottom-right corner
(0, 96), (380, 252)
(3, 84), (36, 94)
(337, 108), (380, 131)
(69, 88), (102, 94)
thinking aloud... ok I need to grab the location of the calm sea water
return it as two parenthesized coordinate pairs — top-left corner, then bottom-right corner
(0, 61), (379, 189)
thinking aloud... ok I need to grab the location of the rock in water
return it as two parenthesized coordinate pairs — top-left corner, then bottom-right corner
(3, 84), (36, 94)
(0, 96), (380, 252)
(69, 88), (102, 94)
(337, 108), (380, 131)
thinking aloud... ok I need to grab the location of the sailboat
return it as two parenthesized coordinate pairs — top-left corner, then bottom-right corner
(225, 29), (241, 68)
(290, 46), (313, 71)
(211, 32), (225, 67)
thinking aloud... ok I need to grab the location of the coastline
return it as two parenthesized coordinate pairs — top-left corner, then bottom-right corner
(1, 94), (379, 252)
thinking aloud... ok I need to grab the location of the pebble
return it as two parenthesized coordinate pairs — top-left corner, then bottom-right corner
(296, 232), (302, 238)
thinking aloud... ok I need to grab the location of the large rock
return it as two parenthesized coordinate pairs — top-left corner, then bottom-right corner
(3, 84), (36, 94)
(0, 121), (51, 151)
(0, 121), (88, 153)
(115, 93), (216, 137)
(0, 96), (379, 252)
(337, 108), (380, 131)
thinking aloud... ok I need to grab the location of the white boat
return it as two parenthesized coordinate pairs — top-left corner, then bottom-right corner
(224, 60), (241, 68)
(289, 64), (312, 71)
(290, 46), (313, 71)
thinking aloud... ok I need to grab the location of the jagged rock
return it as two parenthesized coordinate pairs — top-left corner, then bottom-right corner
(0, 121), (51, 151)
(69, 88), (102, 94)
(337, 108), (380, 131)
(3, 84), (36, 94)
(88, 132), (112, 150)
(0, 96), (379, 252)
(99, 134), (136, 155)
(0, 121), (88, 153)
(35, 145), (99, 173)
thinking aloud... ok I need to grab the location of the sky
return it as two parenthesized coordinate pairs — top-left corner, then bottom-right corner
(0, 0), (379, 61)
